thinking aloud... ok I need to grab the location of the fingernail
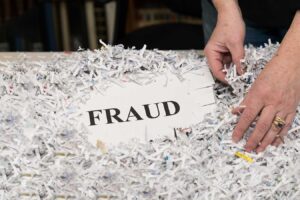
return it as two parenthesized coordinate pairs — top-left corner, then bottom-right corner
(256, 148), (263, 153)
(245, 147), (251, 153)
(232, 137), (239, 143)
(240, 68), (244, 74)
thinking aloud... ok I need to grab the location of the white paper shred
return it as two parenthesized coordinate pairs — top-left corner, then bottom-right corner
(1, 41), (300, 200)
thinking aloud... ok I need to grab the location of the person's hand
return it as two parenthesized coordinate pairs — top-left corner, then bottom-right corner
(231, 10), (300, 153)
(204, 0), (245, 83)
(232, 56), (300, 153)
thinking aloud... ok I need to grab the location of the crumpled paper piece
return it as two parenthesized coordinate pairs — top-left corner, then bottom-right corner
(1, 41), (300, 199)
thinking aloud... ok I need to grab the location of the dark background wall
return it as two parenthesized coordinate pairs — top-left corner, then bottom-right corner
(0, 0), (203, 51)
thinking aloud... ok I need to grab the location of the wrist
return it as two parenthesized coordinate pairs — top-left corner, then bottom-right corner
(274, 46), (300, 69)
(213, 0), (242, 18)
(275, 11), (300, 71)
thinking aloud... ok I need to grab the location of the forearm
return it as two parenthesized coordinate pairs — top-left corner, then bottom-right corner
(276, 11), (300, 68)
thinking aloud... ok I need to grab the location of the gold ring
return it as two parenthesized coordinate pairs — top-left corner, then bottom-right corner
(273, 116), (286, 129)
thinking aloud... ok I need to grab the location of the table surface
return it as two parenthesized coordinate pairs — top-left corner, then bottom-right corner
(0, 52), (72, 61)
(0, 51), (204, 61)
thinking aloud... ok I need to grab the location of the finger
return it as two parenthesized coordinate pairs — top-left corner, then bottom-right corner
(271, 136), (284, 147)
(231, 105), (246, 115)
(256, 113), (287, 153)
(244, 106), (276, 152)
(271, 113), (295, 147)
(222, 53), (232, 66)
(228, 43), (245, 75)
(232, 99), (263, 143)
(205, 48), (227, 83)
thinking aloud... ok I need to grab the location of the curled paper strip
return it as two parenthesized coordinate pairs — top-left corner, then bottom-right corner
(1, 41), (300, 199)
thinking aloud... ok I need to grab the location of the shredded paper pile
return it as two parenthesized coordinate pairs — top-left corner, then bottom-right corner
(1, 41), (300, 200)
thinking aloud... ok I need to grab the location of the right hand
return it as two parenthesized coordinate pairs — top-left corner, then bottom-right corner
(204, 2), (245, 83)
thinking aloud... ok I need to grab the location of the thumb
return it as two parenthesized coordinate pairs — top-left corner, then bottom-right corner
(205, 48), (228, 84)
(229, 43), (245, 75)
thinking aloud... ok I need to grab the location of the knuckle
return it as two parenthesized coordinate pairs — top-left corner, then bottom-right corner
(256, 122), (270, 133)
(261, 84), (272, 92)
(234, 126), (244, 136)
(243, 111), (255, 122)
(256, 90), (270, 99)
(275, 98), (285, 106)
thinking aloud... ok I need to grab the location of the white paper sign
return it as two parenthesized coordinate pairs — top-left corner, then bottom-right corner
(80, 68), (215, 146)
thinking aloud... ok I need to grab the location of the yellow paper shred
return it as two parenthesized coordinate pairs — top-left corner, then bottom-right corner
(235, 151), (254, 163)
(96, 140), (107, 154)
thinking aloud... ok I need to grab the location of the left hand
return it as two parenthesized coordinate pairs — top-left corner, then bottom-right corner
(231, 56), (300, 153)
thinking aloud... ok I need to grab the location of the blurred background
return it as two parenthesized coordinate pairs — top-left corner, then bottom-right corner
(0, 0), (204, 51)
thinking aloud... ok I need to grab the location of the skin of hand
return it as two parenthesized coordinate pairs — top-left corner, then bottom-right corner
(205, 1), (300, 152)
(204, 0), (245, 83)
(232, 11), (300, 153)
